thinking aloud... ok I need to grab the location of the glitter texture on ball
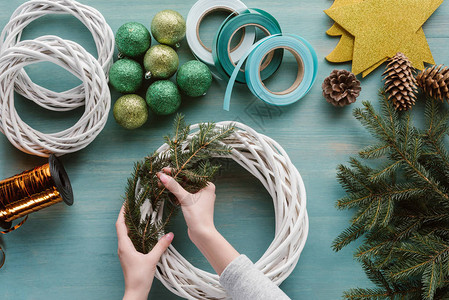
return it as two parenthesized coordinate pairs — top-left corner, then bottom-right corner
(176, 60), (212, 97)
(116, 22), (151, 58)
(151, 10), (186, 48)
(113, 94), (148, 129)
(109, 59), (144, 94)
(146, 80), (181, 115)
(143, 45), (179, 80)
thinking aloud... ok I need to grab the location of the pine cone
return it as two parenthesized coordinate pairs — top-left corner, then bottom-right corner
(382, 52), (418, 111)
(322, 69), (361, 107)
(416, 65), (449, 102)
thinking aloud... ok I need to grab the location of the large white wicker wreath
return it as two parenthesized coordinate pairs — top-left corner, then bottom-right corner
(140, 121), (309, 299)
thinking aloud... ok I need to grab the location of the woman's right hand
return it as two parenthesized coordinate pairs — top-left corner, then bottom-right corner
(157, 168), (216, 240)
(157, 168), (240, 275)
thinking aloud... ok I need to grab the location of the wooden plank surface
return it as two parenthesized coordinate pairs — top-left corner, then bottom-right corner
(0, 0), (447, 299)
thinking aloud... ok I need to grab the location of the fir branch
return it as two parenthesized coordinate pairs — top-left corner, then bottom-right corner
(337, 158), (374, 195)
(123, 115), (234, 253)
(343, 286), (421, 300)
(360, 259), (392, 292)
(422, 100), (449, 184)
(380, 90), (399, 141)
(355, 219), (423, 264)
(356, 97), (449, 201)
(391, 235), (449, 289)
(343, 288), (393, 299)
(369, 160), (403, 183)
(333, 224), (366, 252)
(360, 143), (391, 159)
(334, 91), (449, 299)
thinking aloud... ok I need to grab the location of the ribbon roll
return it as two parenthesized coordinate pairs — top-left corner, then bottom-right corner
(0, 154), (73, 269)
(213, 8), (283, 84)
(224, 34), (318, 111)
(0, 154), (73, 227)
(186, 0), (256, 67)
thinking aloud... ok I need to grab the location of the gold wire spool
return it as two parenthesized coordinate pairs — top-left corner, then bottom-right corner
(0, 154), (73, 268)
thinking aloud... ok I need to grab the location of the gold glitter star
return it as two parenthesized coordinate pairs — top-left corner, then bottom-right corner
(325, 0), (442, 76)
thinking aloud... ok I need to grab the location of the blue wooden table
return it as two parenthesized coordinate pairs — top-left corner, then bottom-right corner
(0, 0), (447, 299)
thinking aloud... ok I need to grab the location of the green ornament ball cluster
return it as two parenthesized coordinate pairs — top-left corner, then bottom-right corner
(177, 60), (212, 97)
(109, 59), (143, 93)
(116, 22), (151, 58)
(110, 10), (213, 129)
(113, 94), (148, 129)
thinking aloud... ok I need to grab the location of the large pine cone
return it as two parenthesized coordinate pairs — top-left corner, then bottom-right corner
(382, 52), (418, 111)
(416, 65), (449, 102)
(322, 69), (361, 107)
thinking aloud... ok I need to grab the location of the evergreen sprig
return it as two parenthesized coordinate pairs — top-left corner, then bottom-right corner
(124, 114), (234, 253)
(335, 91), (449, 300)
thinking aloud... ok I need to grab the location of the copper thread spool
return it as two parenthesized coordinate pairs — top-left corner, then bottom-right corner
(0, 155), (73, 230)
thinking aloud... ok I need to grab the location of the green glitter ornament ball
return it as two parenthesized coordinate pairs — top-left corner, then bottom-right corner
(176, 60), (212, 97)
(109, 59), (144, 93)
(116, 22), (151, 58)
(113, 94), (148, 129)
(146, 80), (181, 115)
(151, 10), (186, 48)
(143, 45), (179, 80)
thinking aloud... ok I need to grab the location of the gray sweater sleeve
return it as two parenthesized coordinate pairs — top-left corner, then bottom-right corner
(219, 255), (291, 300)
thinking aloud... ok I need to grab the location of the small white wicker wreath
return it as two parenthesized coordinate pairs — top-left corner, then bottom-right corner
(0, 36), (110, 157)
(0, 0), (114, 111)
(143, 121), (309, 299)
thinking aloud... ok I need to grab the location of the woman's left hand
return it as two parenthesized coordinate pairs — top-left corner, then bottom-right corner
(116, 205), (174, 300)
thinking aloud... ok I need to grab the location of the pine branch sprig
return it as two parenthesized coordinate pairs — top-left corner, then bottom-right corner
(123, 114), (235, 253)
(335, 91), (449, 299)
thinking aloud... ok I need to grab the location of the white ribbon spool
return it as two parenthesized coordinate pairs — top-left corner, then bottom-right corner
(139, 121), (309, 299)
(0, 36), (110, 157)
(0, 0), (114, 112)
(186, 0), (256, 67)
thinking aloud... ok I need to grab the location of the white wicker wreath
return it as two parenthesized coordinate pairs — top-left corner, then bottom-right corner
(144, 121), (309, 299)
(0, 0), (114, 111)
(0, 36), (110, 157)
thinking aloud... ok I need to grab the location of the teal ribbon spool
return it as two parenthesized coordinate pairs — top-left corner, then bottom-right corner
(212, 8), (283, 83)
(223, 34), (318, 111)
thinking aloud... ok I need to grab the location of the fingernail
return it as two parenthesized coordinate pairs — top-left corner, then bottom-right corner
(165, 232), (174, 241)
(159, 173), (169, 184)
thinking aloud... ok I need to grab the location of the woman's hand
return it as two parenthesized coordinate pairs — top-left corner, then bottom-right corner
(157, 169), (240, 275)
(157, 168), (216, 241)
(116, 205), (173, 300)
